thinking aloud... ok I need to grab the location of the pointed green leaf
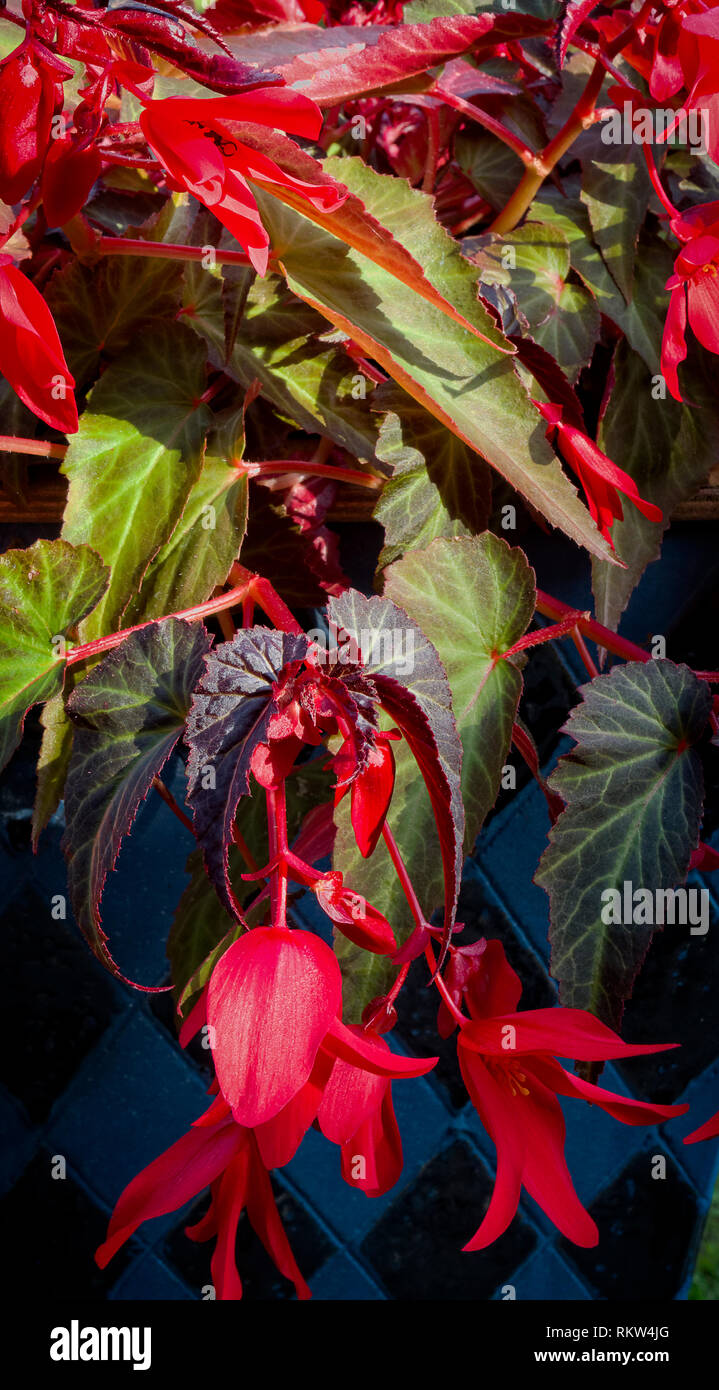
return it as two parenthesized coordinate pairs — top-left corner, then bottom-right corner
(124, 408), (249, 624)
(536, 660), (711, 1030)
(254, 160), (614, 560)
(373, 383), (492, 567)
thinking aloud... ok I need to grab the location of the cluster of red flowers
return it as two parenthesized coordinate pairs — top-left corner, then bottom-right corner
(94, 651), (707, 1299)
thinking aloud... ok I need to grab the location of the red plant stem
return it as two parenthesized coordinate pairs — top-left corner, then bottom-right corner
(382, 823), (429, 934)
(152, 776), (195, 834)
(66, 570), (300, 668)
(93, 236), (256, 267)
(381, 822), (467, 1021)
(243, 459), (382, 490)
(424, 941), (468, 1027)
(571, 627), (600, 679)
(0, 435), (67, 459)
(65, 580), (255, 666)
(534, 589), (652, 665)
(499, 611), (587, 659)
(641, 141), (680, 219)
(266, 784), (289, 930)
(433, 86), (535, 165)
(422, 106), (442, 195)
(231, 567), (302, 635)
(490, 9), (653, 235)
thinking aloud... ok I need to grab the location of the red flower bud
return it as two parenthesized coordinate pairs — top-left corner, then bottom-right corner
(313, 871), (397, 955)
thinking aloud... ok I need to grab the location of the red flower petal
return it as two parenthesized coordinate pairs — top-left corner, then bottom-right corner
(460, 1007), (679, 1061)
(323, 1015), (438, 1077)
(41, 138), (101, 228)
(254, 1051), (333, 1168)
(207, 926), (341, 1127)
(340, 1088), (403, 1197)
(317, 1026), (389, 1144)
(0, 264), (78, 434)
(532, 1054), (689, 1126)
(350, 737), (396, 858)
(661, 284), (688, 402)
(684, 1108), (719, 1144)
(244, 1135), (311, 1299)
(95, 1117), (246, 1268)
(458, 1049), (524, 1249)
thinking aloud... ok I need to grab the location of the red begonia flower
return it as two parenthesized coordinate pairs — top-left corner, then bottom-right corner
(185, 1132), (310, 1300)
(139, 90), (347, 275)
(660, 231), (719, 400)
(0, 256), (78, 433)
(318, 1024), (403, 1197)
(313, 871), (398, 955)
(455, 940), (689, 1251)
(679, 11), (719, 162)
(95, 1098), (309, 1300)
(0, 41), (71, 205)
(207, 926), (343, 1127)
(207, 925), (431, 1127)
(534, 401), (662, 547)
(684, 1107), (719, 1144)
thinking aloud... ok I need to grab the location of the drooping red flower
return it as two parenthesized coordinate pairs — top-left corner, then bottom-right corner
(0, 41), (71, 206)
(449, 940), (689, 1250)
(139, 90), (347, 275)
(317, 1024), (403, 1196)
(0, 255), (78, 434)
(534, 401), (662, 547)
(95, 1096), (310, 1300)
(207, 925), (436, 1127)
(661, 222), (719, 400)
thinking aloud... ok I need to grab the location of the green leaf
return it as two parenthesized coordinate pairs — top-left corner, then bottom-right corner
(0, 539), (108, 773)
(61, 323), (212, 639)
(580, 136), (653, 303)
(47, 255), (184, 389)
(456, 129), (525, 212)
(123, 407), (249, 624)
(185, 267), (381, 463)
(334, 534), (535, 1019)
(536, 660), (711, 1031)
(592, 341), (719, 631)
(63, 618), (211, 974)
(373, 382), (492, 567)
(468, 222), (600, 379)
(253, 159), (614, 560)
(532, 196), (669, 373)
